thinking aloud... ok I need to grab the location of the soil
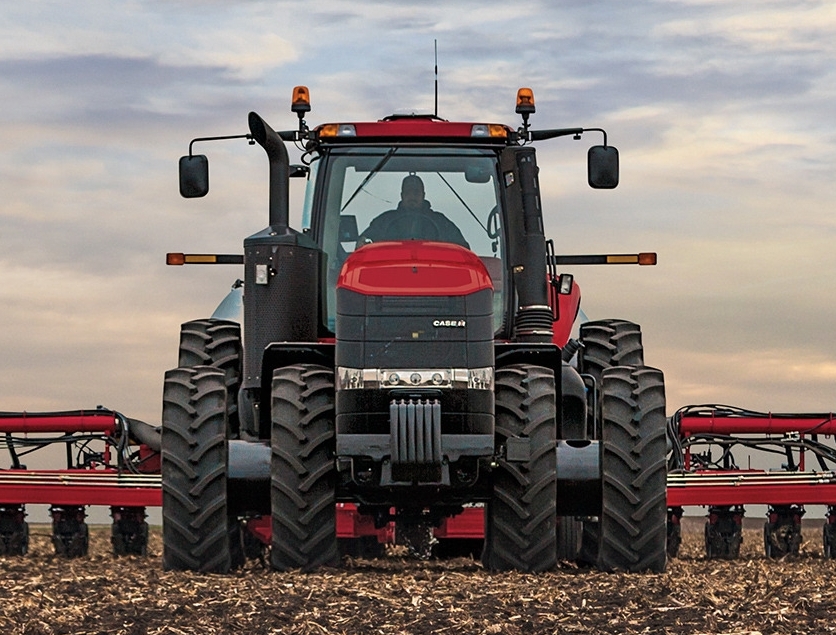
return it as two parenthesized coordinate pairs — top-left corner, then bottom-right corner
(1, 524), (835, 635)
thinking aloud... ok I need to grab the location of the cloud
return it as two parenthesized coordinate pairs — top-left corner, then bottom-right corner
(2, 0), (836, 432)
(0, 3), (297, 81)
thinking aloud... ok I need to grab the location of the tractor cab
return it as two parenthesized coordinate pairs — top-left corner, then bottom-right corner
(304, 137), (509, 335)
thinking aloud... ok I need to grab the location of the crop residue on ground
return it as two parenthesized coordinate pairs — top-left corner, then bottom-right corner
(1, 526), (835, 634)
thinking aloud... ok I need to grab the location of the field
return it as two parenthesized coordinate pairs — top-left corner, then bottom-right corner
(1, 522), (835, 635)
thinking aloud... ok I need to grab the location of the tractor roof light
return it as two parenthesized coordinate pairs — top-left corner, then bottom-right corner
(291, 86), (311, 114)
(516, 87), (536, 136)
(471, 124), (508, 139)
(515, 88), (536, 115)
(292, 85), (311, 135)
(318, 124), (357, 138)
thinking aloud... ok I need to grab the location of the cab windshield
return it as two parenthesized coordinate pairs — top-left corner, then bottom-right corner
(316, 147), (505, 333)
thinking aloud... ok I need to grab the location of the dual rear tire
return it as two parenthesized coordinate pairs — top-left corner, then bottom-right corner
(576, 320), (667, 573)
(598, 366), (668, 573)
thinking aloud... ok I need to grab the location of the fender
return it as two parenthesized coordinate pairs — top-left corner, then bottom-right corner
(551, 280), (582, 348)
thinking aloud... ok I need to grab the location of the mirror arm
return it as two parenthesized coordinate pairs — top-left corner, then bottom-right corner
(526, 127), (608, 146)
(188, 133), (253, 157)
(582, 127), (608, 147)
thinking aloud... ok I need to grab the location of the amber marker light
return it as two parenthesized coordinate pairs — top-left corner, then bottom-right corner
(291, 85), (311, 113)
(166, 253), (244, 265)
(606, 255), (639, 264)
(516, 88), (536, 114)
(318, 124), (356, 138)
(489, 124), (508, 138)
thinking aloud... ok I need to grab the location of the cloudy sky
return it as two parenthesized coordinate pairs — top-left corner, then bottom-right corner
(3, 0), (836, 431)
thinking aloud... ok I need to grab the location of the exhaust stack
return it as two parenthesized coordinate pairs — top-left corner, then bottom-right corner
(248, 111), (290, 231)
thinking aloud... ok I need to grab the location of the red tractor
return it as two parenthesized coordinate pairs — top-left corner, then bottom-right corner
(164, 86), (666, 573)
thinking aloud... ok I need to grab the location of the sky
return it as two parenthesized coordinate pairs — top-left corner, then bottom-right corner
(3, 0), (836, 433)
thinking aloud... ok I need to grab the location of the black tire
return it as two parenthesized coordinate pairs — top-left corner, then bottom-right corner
(578, 320), (643, 440)
(483, 364), (557, 572)
(111, 510), (149, 557)
(270, 365), (338, 572)
(71, 524), (89, 558)
(764, 519), (801, 559)
(15, 523), (29, 557)
(578, 320), (644, 384)
(824, 522), (836, 559)
(0, 506), (28, 556)
(162, 366), (233, 572)
(1, 524), (29, 557)
(50, 506), (88, 558)
(704, 507), (744, 559)
(575, 320), (645, 566)
(178, 319), (242, 434)
(598, 366), (667, 573)
(705, 522), (741, 559)
(556, 516), (582, 561)
(53, 524), (89, 558)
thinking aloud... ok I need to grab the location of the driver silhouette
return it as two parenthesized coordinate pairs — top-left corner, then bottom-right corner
(358, 175), (470, 248)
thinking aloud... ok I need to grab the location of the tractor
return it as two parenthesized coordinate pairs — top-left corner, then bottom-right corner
(162, 86), (667, 573)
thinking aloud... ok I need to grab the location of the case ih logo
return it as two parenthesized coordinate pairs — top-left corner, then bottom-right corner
(433, 319), (466, 328)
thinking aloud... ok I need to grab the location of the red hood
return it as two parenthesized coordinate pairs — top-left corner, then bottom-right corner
(337, 241), (493, 297)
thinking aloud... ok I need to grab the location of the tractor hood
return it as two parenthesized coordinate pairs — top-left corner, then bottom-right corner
(337, 241), (493, 297)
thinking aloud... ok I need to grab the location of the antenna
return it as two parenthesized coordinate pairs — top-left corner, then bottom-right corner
(434, 39), (438, 117)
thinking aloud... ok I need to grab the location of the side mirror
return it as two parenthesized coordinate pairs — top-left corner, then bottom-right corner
(587, 145), (619, 189)
(179, 155), (209, 198)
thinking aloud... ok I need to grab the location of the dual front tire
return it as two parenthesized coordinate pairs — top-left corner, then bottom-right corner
(269, 365), (339, 571)
(483, 364), (558, 572)
(161, 366), (235, 572)
(162, 361), (340, 573)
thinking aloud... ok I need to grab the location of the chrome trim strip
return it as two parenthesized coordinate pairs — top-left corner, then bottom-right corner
(337, 366), (494, 391)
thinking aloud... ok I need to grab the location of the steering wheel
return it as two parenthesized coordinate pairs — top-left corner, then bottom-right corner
(486, 206), (500, 239)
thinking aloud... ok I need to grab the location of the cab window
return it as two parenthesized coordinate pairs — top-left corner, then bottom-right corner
(316, 147), (506, 334)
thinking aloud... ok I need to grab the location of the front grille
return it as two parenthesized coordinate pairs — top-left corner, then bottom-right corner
(390, 399), (442, 465)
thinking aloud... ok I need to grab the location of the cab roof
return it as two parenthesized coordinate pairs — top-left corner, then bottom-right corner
(313, 115), (514, 145)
